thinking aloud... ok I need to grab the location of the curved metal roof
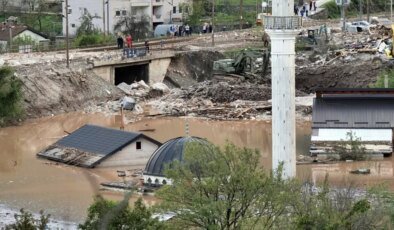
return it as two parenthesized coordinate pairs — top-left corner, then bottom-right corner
(144, 136), (212, 177)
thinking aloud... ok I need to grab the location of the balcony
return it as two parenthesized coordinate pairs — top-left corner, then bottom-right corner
(152, 0), (164, 6)
(263, 16), (302, 30)
(133, 0), (150, 7)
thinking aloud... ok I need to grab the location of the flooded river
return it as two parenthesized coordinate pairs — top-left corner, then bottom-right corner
(1, 112), (394, 224)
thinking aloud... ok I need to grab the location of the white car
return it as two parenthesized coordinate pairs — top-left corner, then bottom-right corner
(347, 21), (375, 32)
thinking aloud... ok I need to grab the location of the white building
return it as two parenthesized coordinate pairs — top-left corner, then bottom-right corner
(62, 0), (191, 36)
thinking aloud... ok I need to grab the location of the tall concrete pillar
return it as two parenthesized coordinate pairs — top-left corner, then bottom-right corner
(264, 0), (301, 178)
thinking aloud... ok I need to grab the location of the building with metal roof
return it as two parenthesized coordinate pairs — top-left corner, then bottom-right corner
(37, 124), (161, 168)
(310, 89), (394, 156)
(143, 136), (213, 186)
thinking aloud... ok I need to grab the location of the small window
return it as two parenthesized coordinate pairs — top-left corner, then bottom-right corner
(162, 179), (167, 185)
(122, 10), (127, 16)
(115, 10), (120, 16)
(136, 141), (142, 150)
(68, 9), (72, 14)
(179, 6), (182, 13)
(83, 8), (87, 14)
(173, 6), (176, 14)
(71, 23), (75, 28)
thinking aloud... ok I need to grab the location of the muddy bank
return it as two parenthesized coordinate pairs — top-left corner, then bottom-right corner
(16, 60), (123, 118)
(296, 56), (383, 94)
(164, 51), (225, 88)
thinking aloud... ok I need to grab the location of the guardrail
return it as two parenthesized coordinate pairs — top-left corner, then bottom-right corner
(263, 16), (302, 30)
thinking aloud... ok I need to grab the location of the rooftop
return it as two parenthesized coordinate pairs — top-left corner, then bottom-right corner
(38, 124), (161, 167)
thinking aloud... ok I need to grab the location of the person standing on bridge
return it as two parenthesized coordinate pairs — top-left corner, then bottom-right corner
(145, 40), (150, 54)
(126, 34), (132, 48)
(313, 1), (317, 11)
(117, 35), (124, 49)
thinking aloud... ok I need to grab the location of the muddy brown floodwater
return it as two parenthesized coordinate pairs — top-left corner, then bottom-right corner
(1, 112), (394, 224)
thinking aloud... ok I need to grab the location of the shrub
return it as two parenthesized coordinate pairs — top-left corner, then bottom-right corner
(0, 66), (23, 125)
(328, 131), (367, 161)
(374, 69), (394, 88)
(5, 209), (50, 230)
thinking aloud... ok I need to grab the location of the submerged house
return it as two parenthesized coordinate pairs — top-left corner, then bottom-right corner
(37, 124), (161, 168)
(310, 88), (394, 156)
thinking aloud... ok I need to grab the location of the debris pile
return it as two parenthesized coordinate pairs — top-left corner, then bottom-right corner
(145, 81), (310, 120)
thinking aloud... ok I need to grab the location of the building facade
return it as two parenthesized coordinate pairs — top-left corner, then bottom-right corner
(62, 0), (191, 36)
(310, 88), (394, 157)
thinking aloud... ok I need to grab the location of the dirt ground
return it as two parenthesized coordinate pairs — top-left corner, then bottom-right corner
(5, 21), (391, 122)
(16, 60), (122, 118)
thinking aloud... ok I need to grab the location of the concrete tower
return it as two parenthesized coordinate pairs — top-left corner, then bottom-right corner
(264, 0), (301, 178)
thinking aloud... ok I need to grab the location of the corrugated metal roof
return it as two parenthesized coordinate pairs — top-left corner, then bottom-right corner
(312, 97), (394, 128)
(57, 124), (143, 156)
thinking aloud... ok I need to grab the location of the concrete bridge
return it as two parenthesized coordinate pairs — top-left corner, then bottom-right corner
(92, 50), (175, 85)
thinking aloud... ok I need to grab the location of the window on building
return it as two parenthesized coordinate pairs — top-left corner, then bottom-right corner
(185, 7), (189, 13)
(83, 8), (87, 15)
(115, 10), (121, 16)
(179, 6), (182, 13)
(68, 9), (72, 14)
(71, 24), (75, 28)
(136, 141), (142, 150)
(173, 6), (176, 14)
(122, 10), (127, 16)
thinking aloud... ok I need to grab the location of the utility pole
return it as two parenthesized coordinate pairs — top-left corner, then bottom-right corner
(212, 0), (215, 46)
(65, 0), (69, 68)
(103, 0), (106, 35)
(240, 0), (243, 29)
(359, 0), (362, 21)
(8, 26), (12, 52)
(367, 0), (370, 22)
(106, 0), (110, 34)
(341, 0), (345, 31)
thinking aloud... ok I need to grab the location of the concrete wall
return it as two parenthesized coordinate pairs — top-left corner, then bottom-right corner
(97, 137), (159, 167)
(149, 58), (171, 83)
(93, 66), (113, 83)
(143, 175), (172, 185)
(93, 57), (171, 85)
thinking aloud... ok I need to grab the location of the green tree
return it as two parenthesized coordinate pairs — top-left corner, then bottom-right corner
(79, 195), (166, 230)
(76, 12), (101, 36)
(156, 142), (293, 229)
(0, 66), (23, 125)
(114, 13), (150, 40)
(5, 209), (50, 230)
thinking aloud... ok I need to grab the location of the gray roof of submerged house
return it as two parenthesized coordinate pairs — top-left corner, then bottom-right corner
(57, 124), (158, 155)
(312, 92), (394, 129)
(38, 124), (161, 167)
(144, 136), (214, 177)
